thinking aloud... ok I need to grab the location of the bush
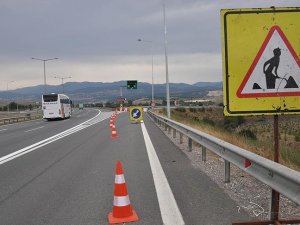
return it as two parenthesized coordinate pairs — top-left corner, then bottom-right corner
(193, 116), (200, 122)
(203, 117), (215, 126)
(238, 129), (257, 140)
(295, 133), (300, 142)
(198, 107), (205, 112)
(175, 107), (186, 113)
(223, 116), (245, 130)
(189, 108), (197, 113)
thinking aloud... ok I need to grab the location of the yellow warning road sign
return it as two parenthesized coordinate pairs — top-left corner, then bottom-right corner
(129, 106), (143, 121)
(221, 7), (300, 116)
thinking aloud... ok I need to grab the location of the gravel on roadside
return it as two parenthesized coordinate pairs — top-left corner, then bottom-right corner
(152, 118), (300, 223)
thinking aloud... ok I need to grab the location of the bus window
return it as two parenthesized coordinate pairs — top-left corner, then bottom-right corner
(43, 94), (58, 102)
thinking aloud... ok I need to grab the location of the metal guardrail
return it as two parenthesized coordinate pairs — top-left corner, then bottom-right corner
(148, 111), (300, 205)
(0, 114), (43, 125)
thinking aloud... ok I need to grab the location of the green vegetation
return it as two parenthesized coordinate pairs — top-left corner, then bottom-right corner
(158, 107), (300, 171)
(295, 132), (300, 142)
(0, 102), (36, 111)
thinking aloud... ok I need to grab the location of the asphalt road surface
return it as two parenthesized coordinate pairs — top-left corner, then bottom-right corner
(0, 108), (250, 225)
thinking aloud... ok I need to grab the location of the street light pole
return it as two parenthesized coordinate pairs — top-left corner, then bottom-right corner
(54, 76), (71, 93)
(138, 39), (154, 108)
(163, 2), (171, 118)
(32, 57), (59, 94)
(6, 80), (14, 112)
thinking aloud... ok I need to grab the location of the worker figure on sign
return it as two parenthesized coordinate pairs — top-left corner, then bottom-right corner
(263, 48), (281, 89)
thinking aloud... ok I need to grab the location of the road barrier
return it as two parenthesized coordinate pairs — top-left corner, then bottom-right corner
(0, 114), (42, 125)
(147, 111), (300, 205)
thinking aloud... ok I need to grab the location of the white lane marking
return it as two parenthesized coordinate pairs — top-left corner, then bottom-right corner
(0, 110), (112, 166)
(141, 122), (185, 225)
(24, 126), (44, 133)
(0, 129), (7, 132)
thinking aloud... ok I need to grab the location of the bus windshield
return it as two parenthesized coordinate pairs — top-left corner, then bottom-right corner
(43, 94), (58, 102)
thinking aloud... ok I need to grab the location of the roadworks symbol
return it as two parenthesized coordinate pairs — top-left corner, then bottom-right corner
(237, 25), (300, 98)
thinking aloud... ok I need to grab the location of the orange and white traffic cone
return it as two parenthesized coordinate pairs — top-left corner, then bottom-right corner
(111, 124), (118, 138)
(108, 161), (139, 224)
(109, 119), (114, 128)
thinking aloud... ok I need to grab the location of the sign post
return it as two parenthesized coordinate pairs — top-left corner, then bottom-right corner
(221, 7), (300, 225)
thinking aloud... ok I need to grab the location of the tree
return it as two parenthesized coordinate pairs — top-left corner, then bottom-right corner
(9, 102), (18, 111)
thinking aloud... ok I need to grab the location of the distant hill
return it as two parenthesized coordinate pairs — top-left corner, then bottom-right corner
(0, 81), (222, 103)
(194, 81), (222, 89)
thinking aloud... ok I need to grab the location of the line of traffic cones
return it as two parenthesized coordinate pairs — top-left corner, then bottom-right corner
(108, 160), (139, 224)
(106, 112), (139, 223)
(110, 113), (119, 138)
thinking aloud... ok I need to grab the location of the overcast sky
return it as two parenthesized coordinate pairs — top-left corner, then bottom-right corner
(0, 0), (298, 90)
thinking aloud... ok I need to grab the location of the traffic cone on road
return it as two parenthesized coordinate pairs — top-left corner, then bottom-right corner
(108, 161), (139, 224)
(109, 119), (114, 128)
(111, 124), (118, 138)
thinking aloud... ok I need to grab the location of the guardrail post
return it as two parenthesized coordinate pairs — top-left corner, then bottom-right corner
(180, 133), (183, 144)
(202, 146), (207, 162)
(164, 123), (168, 131)
(168, 126), (171, 134)
(224, 160), (230, 183)
(188, 138), (192, 152)
(173, 129), (176, 138)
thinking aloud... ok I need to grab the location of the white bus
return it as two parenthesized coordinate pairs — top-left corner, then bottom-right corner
(42, 93), (72, 120)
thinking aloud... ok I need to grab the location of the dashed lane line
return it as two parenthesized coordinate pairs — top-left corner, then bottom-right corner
(24, 126), (44, 133)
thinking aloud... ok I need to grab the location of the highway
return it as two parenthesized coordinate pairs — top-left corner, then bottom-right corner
(0, 108), (250, 225)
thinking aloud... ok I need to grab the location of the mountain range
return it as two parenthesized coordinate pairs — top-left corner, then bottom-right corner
(0, 81), (222, 103)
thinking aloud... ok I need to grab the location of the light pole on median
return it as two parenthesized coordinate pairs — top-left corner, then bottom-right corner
(54, 76), (71, 93)
(138, 39), (154, 108)
(162, 2), (171, 118)
(6, 80), (15, 112)
(32, 57), (59, 94)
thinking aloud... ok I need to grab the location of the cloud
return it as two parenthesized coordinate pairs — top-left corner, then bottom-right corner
(0, 0), (297, 90)
(0, 52), (221, 90)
